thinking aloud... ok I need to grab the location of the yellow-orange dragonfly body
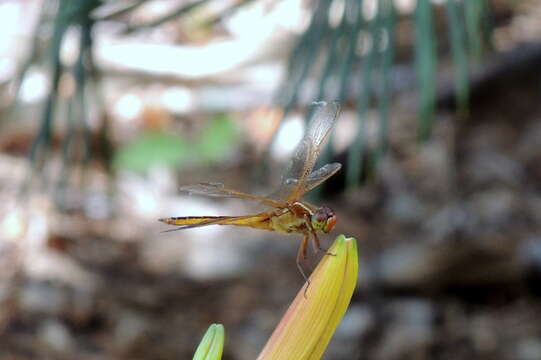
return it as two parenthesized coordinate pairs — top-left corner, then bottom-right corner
(159, 101), (341, 279)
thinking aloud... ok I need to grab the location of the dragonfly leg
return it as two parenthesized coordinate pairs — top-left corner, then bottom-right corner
(298, 233), (309, 260)
(305, 218), (336, 257)
(297, 234), (311, 296)
(303, 214), (335, 256)
(311, 232), (335, 256)
(311, 231), (322, 254)
(303, 214), (319, 255)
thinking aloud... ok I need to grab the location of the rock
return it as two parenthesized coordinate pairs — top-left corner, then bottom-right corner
(366, 243), (437, 288)
(324, 306), (374, 359)
(468, 188), (517, 233)
(38, 319), (74, 353)
(18, 282), (68, 316)
(465, 151), (524, 188)
(114, 311), (149, 350)
(516, 337), (541, 360)
(518, 237), (541, 270)
(385, 192), (425, 225)
(335, 305), (374, 339)
(423, 204), (475, 242)
(470, 313), (498, 353)
(376, 299), (434, 359)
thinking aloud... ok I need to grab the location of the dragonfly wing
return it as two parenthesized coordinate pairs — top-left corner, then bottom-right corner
(265, 162), (341, 202)
(303, 162), (342, 194)
(264, 179), (299, 206)
(180, 183), (285, 208)
(272, 101), (340, 202)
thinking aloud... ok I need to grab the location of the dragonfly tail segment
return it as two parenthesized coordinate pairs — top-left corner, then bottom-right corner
(159, 216), (227, 226)
(158, 214), (273, 232)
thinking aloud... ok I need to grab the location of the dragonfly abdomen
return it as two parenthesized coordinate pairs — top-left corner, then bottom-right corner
(159, 214), (274, 231)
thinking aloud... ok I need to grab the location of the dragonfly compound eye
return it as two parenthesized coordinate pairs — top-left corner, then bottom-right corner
(312, 206), (336, 233)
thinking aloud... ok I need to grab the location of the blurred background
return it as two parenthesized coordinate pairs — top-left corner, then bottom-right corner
(1, 0), (541, 359)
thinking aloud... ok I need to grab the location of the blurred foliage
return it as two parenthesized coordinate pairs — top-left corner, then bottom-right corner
(279, 0), (492, 187)
(6, 0), (492, 192)
(114, 114), (237, 172)
(415, 0), (438, 141)
(114, 132), (191, 173)
(9, 0), (108, 193)
(446, 0), (470, 117)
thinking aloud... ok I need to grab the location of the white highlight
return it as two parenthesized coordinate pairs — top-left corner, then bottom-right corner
(271, 114), (304, 160)
(19, 68), (49, 103)
(113, 93), (143, 122)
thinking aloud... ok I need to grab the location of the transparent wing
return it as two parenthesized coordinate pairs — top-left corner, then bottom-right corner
(302, 162), (342, 194)
(272, 101), (340, 202)
(180, 182), (285, 208)
(266, 162), (341, 202)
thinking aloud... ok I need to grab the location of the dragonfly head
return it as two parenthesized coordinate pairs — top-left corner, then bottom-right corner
(311, 206), (337, 233)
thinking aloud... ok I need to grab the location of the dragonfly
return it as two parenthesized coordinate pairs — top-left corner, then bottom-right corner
(159, 101), (342, 282)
